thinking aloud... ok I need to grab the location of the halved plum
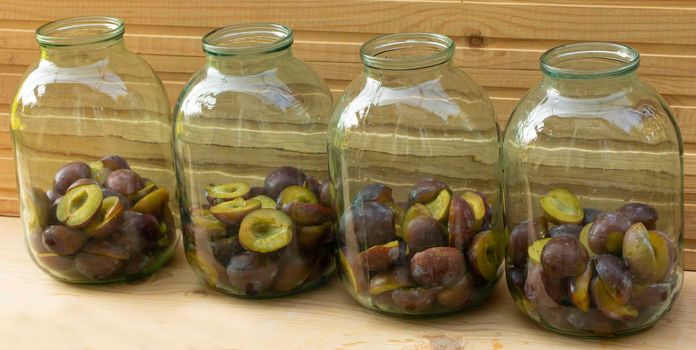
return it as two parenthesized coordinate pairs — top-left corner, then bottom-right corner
(527, 238), (551, 265)
(403, 203), (431, 238)
(508, 220), (545, 266)
(590, 277), (638, 321)
(569, 261), (593, 312)
(84, 196), (125, 238)
(623, 222), (658, 283)
(408, 179), (449, 206)
(578, 223), (596, 257)
(360, 240), (400, 272)
(55, 183), (103, 228)
(588, 212), (632, 255)
(211, 198), (261, 225)
(648, 230), (676, 283)
(297, 222), (332, 250)
(190, 207), (226, 239)
(87, 160), (112, 186)
(460, 191), (489, 230)
(448, 196), (475, 250)
(128, 181), (157, 205)
(424, 189), (452, 222)
(131, 187), (169, 217)
(339, 249), (368, 295)
(251, 195), (276, 209)
(467, 230), (501, 282)
(595, 254), (633, 305)
(540, 188), (583, 225)
(24, 187), (51, 233)
(369, 266), (414, 296)
(66, 178), (98, 193)
(205, 182), (250, 204)
(238, 208), (293, 253)
(277, 185), (318, 207)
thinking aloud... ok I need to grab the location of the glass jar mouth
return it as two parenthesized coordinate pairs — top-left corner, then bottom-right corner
(202, 23), (293, 56)
(540, 42), (640, 79)
(35, 16), (125, 47)
(360, 33), (454, 70)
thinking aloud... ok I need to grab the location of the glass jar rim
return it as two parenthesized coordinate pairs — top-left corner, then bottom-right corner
(202, 23), (293, 56)
(540, 42), (640, 79)
(35, 16), (125, 47)
(360, 32), (454, 70)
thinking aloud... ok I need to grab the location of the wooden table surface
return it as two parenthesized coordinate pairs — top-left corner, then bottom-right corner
(0, 216), (693, 350)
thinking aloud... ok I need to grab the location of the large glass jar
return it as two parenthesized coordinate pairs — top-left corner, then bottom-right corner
(328, 33), (503, 315)
(502, 42), (684, 336)
(11, 17), (178, 283)
(174, 23), (334, 297)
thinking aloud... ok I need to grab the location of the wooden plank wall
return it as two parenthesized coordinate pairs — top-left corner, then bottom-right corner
(0, 0), (694, 269)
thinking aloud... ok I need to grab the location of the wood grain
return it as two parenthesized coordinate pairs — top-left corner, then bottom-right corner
(0, 216), (693, 350)
(1, 1), (696, 269)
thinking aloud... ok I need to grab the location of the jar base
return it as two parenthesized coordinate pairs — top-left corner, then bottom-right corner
(29, 234), (180, 285)
(347, 280), (499, 318)
(206, 262), (336, 299)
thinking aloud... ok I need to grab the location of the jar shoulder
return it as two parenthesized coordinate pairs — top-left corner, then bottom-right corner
(13, 49), (168, 114)
(504, 82), (681, 148)
(174, 58), (332, 123)
(330, 67), (497, 132)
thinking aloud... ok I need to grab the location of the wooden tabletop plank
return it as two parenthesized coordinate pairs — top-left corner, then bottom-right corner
(0, 216), (693, 349)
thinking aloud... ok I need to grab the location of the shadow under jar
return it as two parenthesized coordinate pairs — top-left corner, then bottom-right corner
(11, 17), (178, 283)
(502, 42), (684, 337)
(328, 33), (503, 316)
(174, 23), (335, 297)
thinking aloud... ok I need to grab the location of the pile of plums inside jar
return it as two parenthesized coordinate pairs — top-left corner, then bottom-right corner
(26, 155), (176, 282)
(338, 179), (502, 314)
(507, 188), (680, 335)
(183, 166), (335, 296)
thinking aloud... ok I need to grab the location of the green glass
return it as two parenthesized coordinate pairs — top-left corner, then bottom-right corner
(11, 16), (178, 283)
(173, 23), (334, 297)
(502, 42), (684, 337)
(328, 33), (502, 315)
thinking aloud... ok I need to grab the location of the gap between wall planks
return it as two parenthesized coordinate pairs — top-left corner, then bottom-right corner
(0, 0), (695, 269)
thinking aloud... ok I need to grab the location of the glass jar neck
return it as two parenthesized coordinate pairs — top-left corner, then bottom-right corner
(202, 23), (294, 74)
(541, 72), (638, 98)
(39, 38), (125, 61)
(539, 42), (640, 98)
(35, 16), (127, 64)
(359, 32), (455, 85)
(205, 47), (293, 74)
(364, 59), (452, 85)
